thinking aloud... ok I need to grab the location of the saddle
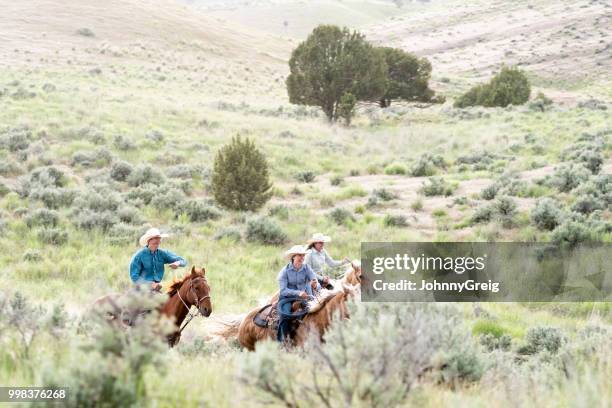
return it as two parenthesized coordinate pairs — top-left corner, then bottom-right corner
(253, 302), (279, 329)
(253, 299), (308, 329)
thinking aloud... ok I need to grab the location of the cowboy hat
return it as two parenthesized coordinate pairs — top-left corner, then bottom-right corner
(139, 227), (169, 247)
(307, 232), (331, 244)
(284, 244), (308, 259)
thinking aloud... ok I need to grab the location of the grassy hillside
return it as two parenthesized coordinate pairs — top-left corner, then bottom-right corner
(0, 0), (610, 406)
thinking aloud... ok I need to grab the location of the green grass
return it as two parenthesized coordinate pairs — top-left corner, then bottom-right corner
(0, 2), (611, 404)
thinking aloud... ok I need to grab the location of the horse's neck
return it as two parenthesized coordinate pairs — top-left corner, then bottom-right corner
(163, 285), (191, 326)
(306, 293), (344, 322)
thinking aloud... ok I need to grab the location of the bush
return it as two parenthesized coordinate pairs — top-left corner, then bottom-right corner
(76, 27), (95, 37)
(166, 164), (195, 179)
(245, 216), (287, 245)
(110, 160), (133, 182)
(107, 223), (142, 245)
(124, 183), (159, 205)
(41, 291), (170, 406)
(22, 167), (66, 194)
(571, 194), (605, 215)
(25, 208), (59, 228)
(551, 221), (596, 248)
(330, 175), (343, 186)
(562, 141), (604, 174)
(145, 129), (164, 143)
(547, 164), (591, 193)
(71, 148), (113, 168)
(117, 206), (144, 225)
(383, 214), (408, 227)
(22, 249), (42, 262)
(528, 91), (553, 112)
(239, 304), (482, 407)
(471, 205), (493, 224)
(530, 198), (563, 231)
(454, 66), (530, 108)
(211, 136), (272, 211)
(150, 188), (186, 212)
(481, 174), (529, 200)
(127, 165), (165, 187)
(479, 333), (512, 351)
(411, 153), (446, 177)
(481, 183), (499, 200)
(74, 210), (118, 232)
(213, 227), (242, 242)
(420, 177), (457, 197)
(373, 188), (398, 201)
(518, 326), (565, 355)
(295, 170), (316, 183)
(29, 187), (76, 209)
(268, 204), (289, 220)
(410, 198), (423, 211)
(328, 207), (354, 226)
(384, 163), (407, 175)
(431, 346), (484, 385)
(490, 196), (517, 228)
(37, 227), (68, 245)
(113, 135), (136, 151)
(179, 200), (221, 222)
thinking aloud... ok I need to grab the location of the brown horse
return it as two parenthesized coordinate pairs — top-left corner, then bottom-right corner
(237, 282), (356, 351)
(94, 266), (212, 346)
(266, 261), (362, 304)
(208, 262), (362, 345)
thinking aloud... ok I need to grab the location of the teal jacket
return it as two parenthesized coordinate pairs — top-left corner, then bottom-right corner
(129, 247), (186, 283)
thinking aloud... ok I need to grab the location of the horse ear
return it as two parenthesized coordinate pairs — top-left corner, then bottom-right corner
(191, 265), (196, 275)
(201, 267), (206, 276)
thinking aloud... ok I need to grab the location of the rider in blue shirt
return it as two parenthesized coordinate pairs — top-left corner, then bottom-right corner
(129, 228), (186, 291)
(277, 245), (319, 342)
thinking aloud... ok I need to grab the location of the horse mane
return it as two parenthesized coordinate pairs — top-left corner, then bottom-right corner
(341, 261), (361, 286)
(166, 270), (204, 296)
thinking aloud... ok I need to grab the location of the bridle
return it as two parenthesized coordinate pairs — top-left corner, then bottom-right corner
(175, 276), (211, 333)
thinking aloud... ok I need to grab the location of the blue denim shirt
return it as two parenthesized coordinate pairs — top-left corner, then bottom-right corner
(129, 247), (186, 283)
(277, 262), (320, 298)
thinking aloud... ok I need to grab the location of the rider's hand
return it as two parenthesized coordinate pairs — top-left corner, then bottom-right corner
(151, 282), (162, 291)
(169, 261), (180, 269)
(299, 291), (309, 299)
(311, 279), (318, 290)
(322, 276), (330, 285)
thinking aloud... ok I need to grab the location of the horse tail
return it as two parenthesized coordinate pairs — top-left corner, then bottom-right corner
(206, 314), (245, 342)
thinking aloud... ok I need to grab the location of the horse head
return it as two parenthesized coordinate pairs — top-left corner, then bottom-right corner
(187, 266), (212, 317)
(342, 261), (362, 287)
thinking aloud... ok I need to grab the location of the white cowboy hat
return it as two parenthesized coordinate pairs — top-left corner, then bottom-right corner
(307, 232), (332, 244)
(284, 244), (308, 259)
(139, 227), (169, 247)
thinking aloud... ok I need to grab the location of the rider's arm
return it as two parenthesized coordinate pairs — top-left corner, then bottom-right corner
(278, 268), (301, 298)
(305, 265), (320, 292)
(129, 252), (143, 283)
(324, 249), (346, 268)
(160, 250), (186, 267)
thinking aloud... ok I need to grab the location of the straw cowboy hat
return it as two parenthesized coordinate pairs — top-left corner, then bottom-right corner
(284, 244), (308, 259)
(307, 232), (332, 244)
(139, 227), (169, 247)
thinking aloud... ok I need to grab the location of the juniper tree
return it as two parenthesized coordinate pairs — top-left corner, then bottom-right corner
(377, 47), (439, 108)
(211, 136), (272, 211)
(286, 25), (387, 121)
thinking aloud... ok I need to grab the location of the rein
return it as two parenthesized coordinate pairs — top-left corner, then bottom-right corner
(175, 276), (210, 333)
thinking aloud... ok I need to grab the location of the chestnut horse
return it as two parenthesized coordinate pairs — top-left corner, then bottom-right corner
(237, 283), (356, 351)
(94, 266), (212, 346)
(208, 262), (362, 345)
